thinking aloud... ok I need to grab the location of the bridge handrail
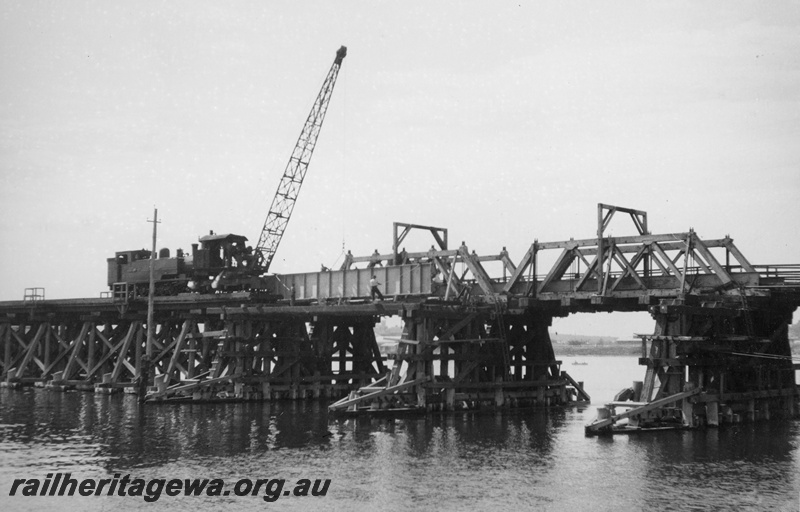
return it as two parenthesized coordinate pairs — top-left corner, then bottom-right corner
(475, 264), (800, 287)
(751, 264), (800, 284)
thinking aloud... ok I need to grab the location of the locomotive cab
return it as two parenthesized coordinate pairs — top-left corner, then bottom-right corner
(188, 233), (266, 292)
(192, 233), (255, 272)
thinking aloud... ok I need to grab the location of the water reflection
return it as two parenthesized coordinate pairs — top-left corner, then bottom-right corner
(625, 423), (800, 510)
(330, 408), (564, 462)
(0, 389), (566, 469)
(2, 377), (799, 511)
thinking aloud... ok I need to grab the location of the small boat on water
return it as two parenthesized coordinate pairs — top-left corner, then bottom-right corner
(572, 361), (588, 366)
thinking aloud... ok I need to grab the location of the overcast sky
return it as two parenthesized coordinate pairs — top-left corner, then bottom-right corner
(1, 1), (798, 336)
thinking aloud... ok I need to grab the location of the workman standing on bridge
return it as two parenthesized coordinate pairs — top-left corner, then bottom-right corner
(370, 275), (384, 301)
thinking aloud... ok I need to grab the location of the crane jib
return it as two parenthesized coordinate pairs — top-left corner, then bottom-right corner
(255, 45), (347, 272)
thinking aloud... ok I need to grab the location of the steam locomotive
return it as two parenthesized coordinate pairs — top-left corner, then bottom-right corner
(107, 232), (273, 296)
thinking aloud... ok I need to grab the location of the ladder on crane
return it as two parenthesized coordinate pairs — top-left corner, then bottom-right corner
(254, 45), (347, 272)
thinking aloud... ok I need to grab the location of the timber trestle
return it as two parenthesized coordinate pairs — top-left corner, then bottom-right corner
(0, 296), (588, 410)
(585, 295), (800, 435)
(328, 307), (590, 414)
(0, 296), (399, 402)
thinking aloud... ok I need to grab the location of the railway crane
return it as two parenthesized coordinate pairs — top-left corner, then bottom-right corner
(108, 46), (347, 296)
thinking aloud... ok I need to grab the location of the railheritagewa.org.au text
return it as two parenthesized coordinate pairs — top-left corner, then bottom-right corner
(9, 473), (331, 502)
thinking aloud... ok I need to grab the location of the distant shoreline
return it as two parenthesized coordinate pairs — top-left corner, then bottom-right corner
(552, 344), (640, 357)
(554, 339), (800, 358)
(376, 328), (800, 358)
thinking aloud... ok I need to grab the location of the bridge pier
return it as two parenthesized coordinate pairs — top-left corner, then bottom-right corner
(141, 314), (389, 401)
(588, 297), (799, 434)
(328, 308), (589, 414)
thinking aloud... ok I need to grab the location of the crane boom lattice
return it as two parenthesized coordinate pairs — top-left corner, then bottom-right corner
(255, 45), (347, 271)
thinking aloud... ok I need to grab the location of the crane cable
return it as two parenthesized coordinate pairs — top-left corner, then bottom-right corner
(340, 62), (348, 262)
(330, 63), (348, 271)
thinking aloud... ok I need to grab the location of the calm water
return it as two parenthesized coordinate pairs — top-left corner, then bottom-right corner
(1, 356), (799, 511)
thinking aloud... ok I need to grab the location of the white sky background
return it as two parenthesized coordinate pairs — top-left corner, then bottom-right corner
(1, 1), (798, 336)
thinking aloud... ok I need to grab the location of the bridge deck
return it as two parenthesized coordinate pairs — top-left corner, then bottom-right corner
(1, 220), (798, 424)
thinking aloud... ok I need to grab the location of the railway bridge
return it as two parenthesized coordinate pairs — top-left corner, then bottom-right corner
(2, 204), (799, 433)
